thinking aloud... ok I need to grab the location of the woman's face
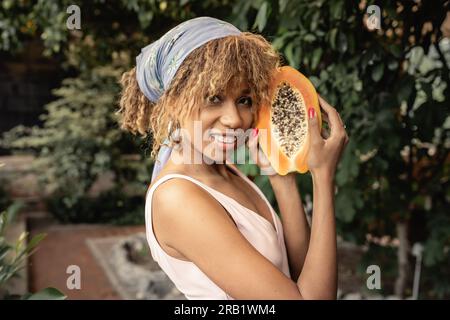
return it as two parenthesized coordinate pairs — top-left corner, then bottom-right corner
(180, 81), (254, 164)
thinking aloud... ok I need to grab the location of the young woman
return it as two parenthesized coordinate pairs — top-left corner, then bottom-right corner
(117, 16), (349, 300)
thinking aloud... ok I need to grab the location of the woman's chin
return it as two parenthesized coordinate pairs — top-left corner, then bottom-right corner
(202, 153), (229, 164)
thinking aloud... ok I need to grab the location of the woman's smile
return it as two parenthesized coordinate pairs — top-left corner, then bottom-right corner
(208, 131), (239, 150)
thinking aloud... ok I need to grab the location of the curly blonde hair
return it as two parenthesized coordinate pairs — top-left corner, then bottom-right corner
(116, 31), (282, 160)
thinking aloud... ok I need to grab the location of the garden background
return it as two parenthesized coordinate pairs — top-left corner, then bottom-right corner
(0, 0), (448, 299)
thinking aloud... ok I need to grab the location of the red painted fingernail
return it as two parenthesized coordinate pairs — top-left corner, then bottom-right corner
(253, 128), (259, 137)
(308, 108), (315, 119)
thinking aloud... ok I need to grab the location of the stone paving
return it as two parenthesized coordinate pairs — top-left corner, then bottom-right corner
(28, 219), (147, 299)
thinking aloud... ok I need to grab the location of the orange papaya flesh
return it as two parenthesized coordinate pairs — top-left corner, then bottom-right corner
(255, 66), (321, 175)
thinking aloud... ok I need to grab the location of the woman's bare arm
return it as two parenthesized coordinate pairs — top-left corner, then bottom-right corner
(244, 95), (348, 299)
(268, 173), (310, 281)
(296, 96), (349, 299)
(153, 178), (305, 299)
(297, 171), (337, 299)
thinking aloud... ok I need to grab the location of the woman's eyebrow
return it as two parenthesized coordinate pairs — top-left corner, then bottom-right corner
(240, 88), (251, 95)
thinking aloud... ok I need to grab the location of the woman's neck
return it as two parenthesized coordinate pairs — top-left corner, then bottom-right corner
(167, 147), (235, 181)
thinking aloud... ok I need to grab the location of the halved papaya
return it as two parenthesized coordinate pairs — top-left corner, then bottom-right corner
(256, 66), (321, 175)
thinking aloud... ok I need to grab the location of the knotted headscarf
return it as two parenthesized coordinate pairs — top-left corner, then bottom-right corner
(135, 16), (242, 182)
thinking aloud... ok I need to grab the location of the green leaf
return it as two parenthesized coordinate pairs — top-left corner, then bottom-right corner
(390, 44), (402, 58)
(19, 293), (32, 300)
(271, 30), (298, 50)
(253, 2), (268, 32)
(311, 47), (322, 70)
(335, 189), (357, 223)
(337, 31), (348, 53)
(396, 75), (415, 103)
(336, 145), (359, 185)
(279, 0), (288, 13)
(25, 287), (67, 300)
(1, 201), (24, 234)
(371, 63), (384, 82)
(0, 213), (5, 234)
(303, 33), (316, 43)
(361, 48), (375, 69)
(330, 0), (344, 20)
(25, 233), (46, 253)
(329, 28), (338, 50)
(388, 59), (398, 70)
(0, 246), (10, 262)
(310, 11), (320, 30)
(14, 231), (27, 253)
(284, 42), (299, 68)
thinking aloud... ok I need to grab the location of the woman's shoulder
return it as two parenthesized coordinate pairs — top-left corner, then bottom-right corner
(148, 170), (223, 261)
(148, 167), (214, 211)
(149, 170), (233, 242)
(151, 171), (195, 195)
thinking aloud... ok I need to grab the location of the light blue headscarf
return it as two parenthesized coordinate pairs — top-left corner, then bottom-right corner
(135, 16), (242, 183)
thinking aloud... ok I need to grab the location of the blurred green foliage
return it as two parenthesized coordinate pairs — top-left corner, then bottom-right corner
(0, 192), (66, 299)
(0, 0), (448, 298)
(1, 64), (153, 224)
(231, 0), (449, 298)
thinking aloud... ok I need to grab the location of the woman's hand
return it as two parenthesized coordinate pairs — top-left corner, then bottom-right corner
(307, 95), (349, 180)
(246, 128), (279, 176)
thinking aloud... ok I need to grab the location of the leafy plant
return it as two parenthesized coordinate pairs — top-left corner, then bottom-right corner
(1, 63), (153, 224)
(0, 196), (66, 300)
